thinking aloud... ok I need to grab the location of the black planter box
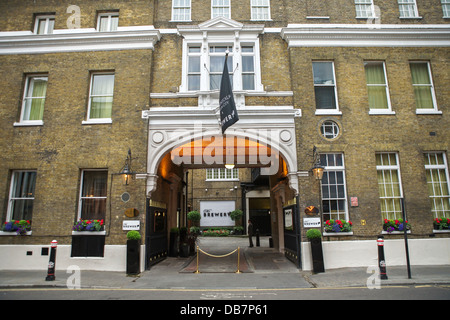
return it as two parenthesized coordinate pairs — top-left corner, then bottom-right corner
(310, 238), (325, 273)
(71, 235), (105, 257)
(126, 239), (140, 275)
(169, 231), (179, 257)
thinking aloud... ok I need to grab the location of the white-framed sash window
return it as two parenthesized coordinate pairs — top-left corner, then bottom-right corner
(78, 170), (108, 221)
(251, 0), (271, 21)
(16, 75), (48, 126)
(34, 15), (55, 34)
(320, 153), (348, 221)
(364, 61), (393, 114)
(84, 73), (115, 124)
(97, 12), (119, 32)
(355, 0), (376, 18)
(212, 0), (231, 19)
(7, 171), (37, 222)
(376, 152), (404, 221)
(206, 168), (239, 181)
(409, 62), (440, 114)
(398, 0), (420, 18)
(312, 61), (340, 115)
(424, 152), (450, 219)
(172, 0), (191, 21)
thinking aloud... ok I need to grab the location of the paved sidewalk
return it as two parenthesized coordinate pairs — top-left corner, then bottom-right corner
(0, 236), (449, 290)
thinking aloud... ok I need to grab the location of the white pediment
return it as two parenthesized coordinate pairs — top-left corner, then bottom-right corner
(178, 17), (264, 35)
(199, 16), (243, 31)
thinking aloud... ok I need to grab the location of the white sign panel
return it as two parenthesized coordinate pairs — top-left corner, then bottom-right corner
(303, 218), (321, 228)
(200, 201), (235, 227)
(122, 220), (140, 231)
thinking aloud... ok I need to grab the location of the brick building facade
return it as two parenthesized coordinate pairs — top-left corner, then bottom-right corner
(0, 0), (449, 272)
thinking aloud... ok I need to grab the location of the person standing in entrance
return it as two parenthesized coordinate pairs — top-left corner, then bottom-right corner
(248, 220), (254, 247)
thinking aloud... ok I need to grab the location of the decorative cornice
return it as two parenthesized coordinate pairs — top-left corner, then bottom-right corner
(281, 24), (450, 47)
(0, 27), (161, 55)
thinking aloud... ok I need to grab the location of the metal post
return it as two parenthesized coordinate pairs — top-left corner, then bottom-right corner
(236, 247), (242, 274)
(377, 236), (388, 280)
(194, 245), (200, 274)
(45, 240), (57, 281)
(401, 198), (412, 279)
(256, 229), (260, 247)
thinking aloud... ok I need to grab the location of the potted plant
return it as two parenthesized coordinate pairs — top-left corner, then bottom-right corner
(230, 209), (243, 222)
(126, 230), (141, 275)
(433, 217), (450, 231)
(1, 220), (31, 235)
(306, 228), (324, 273)
(383, 218), (411, 233)
(72, 219), (104, 232)
(169, 227), (179, 257)
(324, 219), (352, 233)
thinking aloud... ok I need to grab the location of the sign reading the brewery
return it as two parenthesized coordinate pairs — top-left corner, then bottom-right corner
(200, 201), (235, 227)
(219, 52), (239, 134)
(122, 220), (140, 231)
(303, 217), (321, 228)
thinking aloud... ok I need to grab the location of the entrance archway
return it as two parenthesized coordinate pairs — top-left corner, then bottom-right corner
(141, 106), (302, 269)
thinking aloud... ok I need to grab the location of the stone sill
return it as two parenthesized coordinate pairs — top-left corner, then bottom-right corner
(0, 231), (32, 236)
(323, 232), (353, 237)
(72, 231), (106, 236)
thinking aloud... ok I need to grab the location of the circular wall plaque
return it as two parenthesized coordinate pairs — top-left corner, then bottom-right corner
(121, 192), (130, 203)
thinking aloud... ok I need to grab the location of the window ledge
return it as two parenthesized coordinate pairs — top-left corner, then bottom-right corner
(14, 121), (44, 127)
(381, 230), (411, 235)
(433, 229), (450, 233)
(315, 110), (342, 116)
(416, 109), (442, 115)
(323, 231), (353, 237)
(369, 110), (396, 115)
(0, 231), (32, 236)
(82, 119), (112, 125)
(399, 16), (422, 19)
(72, 231), (106, 235)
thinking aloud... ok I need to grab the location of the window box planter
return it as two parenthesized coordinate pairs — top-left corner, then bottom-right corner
(433, 217), (450, 232)
(1, 220), (31, 236)
(324, 219), (353, 235)
(71, 219), (106, 258)
(382, 219), (410, 234)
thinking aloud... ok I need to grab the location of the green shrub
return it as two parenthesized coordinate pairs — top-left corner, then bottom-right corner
(127, 230), (141, 241)
(187, 210), (201, 222)
(306, 228), (322, 240)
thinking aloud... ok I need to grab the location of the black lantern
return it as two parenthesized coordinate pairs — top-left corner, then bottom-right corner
(119, 149), (134, 185)
(311, 146), (324, 180)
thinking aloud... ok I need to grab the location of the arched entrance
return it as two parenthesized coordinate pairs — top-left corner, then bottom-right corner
(141, 106), (302, 269)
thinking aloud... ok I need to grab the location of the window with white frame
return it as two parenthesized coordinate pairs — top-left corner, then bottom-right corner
(424, 152), (450, 219)
(79, 170), (108, 220)
(441, 0), (450, 18)
(34, 15), (55, 34)
(355, 0), (376, 18)
(86, 73), (115, 122)
(19, 75), (48, 124)
(320, 120), (340, 140)
(409, 62), (439, 113)
(320, 153), (348, 221)
(183, 41), (261, 93)
(209, 45), (234, 90)
(212, 0), (231, 19)
(251, 0), (271, 20)
(7, 171), (37, 222)
(364, 61), (393, 113)
(97, 12), (119, 32)
(206, 168), (239, 181)
(398, 0), (419, 18)
(376, 153), (404, 220)
(172, 0), (191, 21)
(312, 61), (339, 114)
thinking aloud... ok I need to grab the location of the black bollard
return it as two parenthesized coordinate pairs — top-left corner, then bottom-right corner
(45, 240), (57, 281)
(377, 236), (388, 280)
(256, 229), (260, 247)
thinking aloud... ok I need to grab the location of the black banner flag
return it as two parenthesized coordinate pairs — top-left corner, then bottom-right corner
(219, 53), (239, 134)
